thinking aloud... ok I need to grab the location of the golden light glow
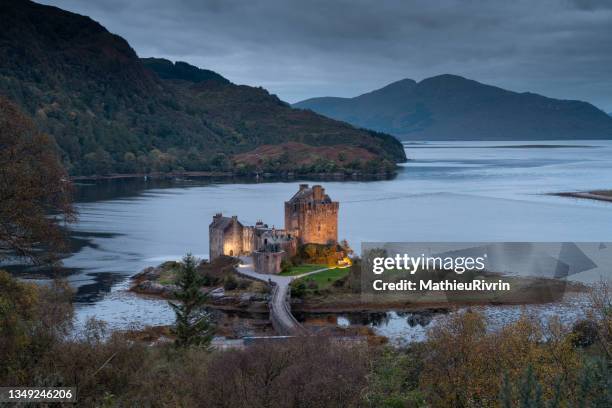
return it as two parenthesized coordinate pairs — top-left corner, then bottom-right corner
(337, 256), (352, 268)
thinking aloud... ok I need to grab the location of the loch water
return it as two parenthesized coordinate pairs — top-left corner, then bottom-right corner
(10, 140), (612, 340)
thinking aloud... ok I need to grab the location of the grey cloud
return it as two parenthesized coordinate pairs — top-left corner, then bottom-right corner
(38, 0), (612, 110)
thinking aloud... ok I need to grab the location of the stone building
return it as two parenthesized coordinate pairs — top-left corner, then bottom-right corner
(253, 234), (287, 276)
(209, 215), (293, 274)
(251, 222), (297, 257)
(209, 184), (339, 274)
(209, 214), (254, 260)
(285, 184), (338, 245)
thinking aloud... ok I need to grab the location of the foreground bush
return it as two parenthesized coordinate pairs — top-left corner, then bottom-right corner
(1, 271), (611, 407)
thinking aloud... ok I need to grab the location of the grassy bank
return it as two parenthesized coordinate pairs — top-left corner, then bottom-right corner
(297, 268), (350, 289)
(290, 267), (351, 298)
(279, 264), (328, 276)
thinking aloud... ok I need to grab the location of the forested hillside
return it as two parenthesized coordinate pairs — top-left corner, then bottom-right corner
(0, 0), (405, 176)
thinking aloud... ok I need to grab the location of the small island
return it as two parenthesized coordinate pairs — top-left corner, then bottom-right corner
(130, 184), (584, 341)
(131, 184), (358, 338)
(555, 190), (612, 203)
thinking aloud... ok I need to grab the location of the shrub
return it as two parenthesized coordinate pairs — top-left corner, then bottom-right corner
(0, 270), (73, 384)
(419, 310), (583, 407)
(333, 277), (346, 288)
(291, 281), (306, 298)
(203, 338), (367, 407)
(571, 319), (599, 348)
(237, 279), (251, 290)
(223, 275), (238, 291)
(280, 259), (293, 273)
(201, 273), (219, 286)
(295, 243), (342, 265)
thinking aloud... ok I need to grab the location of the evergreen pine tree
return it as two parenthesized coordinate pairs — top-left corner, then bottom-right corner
(168, 253), (213, 348)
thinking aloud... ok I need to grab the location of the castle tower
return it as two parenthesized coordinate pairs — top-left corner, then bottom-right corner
(209, 213), (245, 260)
(284, 184), (338, 245)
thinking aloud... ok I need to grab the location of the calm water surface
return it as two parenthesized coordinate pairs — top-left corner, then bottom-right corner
(30, 141), (612, 337)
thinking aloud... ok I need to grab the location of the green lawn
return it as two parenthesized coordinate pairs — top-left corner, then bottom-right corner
(280, 264), (328, 276)
(296, 267), (350, 290)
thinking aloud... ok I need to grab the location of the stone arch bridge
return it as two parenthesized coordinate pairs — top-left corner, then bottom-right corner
(236, 256), (328, 335)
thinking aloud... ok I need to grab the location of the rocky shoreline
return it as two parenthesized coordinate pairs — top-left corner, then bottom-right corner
(130, 264), (270, 313)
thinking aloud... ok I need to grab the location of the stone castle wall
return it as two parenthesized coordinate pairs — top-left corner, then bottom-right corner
(253, 250), (284, 274)
(222, 220), (243, 257)
(210, 216), (247, 260)
(279, 238), (297, 258)
(209, 226), (225, 260)
(285, 201), (338, 245)
(243, 226), (254, 253)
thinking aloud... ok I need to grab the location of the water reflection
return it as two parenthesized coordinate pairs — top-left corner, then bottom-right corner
(73, 271), (126, 304)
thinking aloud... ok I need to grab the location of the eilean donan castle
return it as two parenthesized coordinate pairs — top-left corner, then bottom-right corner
(209, 184), (338, 274)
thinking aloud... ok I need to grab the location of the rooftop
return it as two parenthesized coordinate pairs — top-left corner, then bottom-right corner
(287, 184), (332, 204)
(210, 213), (241, 230)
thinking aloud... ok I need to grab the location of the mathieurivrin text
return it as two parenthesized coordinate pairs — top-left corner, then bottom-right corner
(370, 253), (510, 292)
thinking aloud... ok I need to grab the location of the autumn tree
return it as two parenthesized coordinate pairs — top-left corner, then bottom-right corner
(0, 97), (75, 264)
(0, 270), (73, 384)
(419, 310), (587, 407)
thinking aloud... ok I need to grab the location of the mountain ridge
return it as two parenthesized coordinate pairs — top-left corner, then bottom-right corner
(294, 75), (612, 140)
(141, 58), (231, 85)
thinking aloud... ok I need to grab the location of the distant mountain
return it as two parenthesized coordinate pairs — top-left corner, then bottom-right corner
(294, 75), (612, 140)
(0, 0), (405, 176)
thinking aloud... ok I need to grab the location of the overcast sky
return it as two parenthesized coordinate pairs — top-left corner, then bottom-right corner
(39, 0), (612, 111)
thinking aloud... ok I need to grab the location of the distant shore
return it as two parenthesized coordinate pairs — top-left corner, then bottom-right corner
(71, 169), (396, 182)
(554, 190), (612, 203)
(71, 171), (231, 181)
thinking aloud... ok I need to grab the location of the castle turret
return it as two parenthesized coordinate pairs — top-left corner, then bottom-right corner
(284, 184), (338, 245)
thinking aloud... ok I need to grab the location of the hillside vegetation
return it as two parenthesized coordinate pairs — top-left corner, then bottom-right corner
(0, 0), (406, 176)
(2, 269), (611, 407)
